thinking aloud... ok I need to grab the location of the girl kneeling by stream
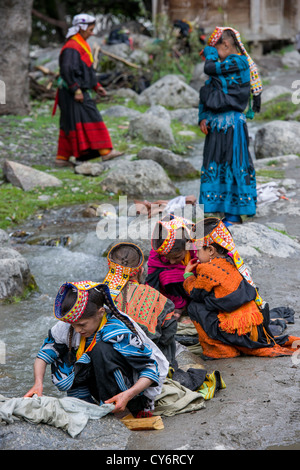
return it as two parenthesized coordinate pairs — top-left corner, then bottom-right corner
(183, 218), (300, 359)
(24, 281), (168, 417)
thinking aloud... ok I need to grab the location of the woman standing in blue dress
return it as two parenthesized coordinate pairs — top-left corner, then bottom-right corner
(198, 27), (262, 227)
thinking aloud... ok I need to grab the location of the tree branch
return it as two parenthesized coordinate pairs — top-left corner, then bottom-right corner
(32, 8), (67, 30)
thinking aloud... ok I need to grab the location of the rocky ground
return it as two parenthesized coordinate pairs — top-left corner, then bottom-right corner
(1, 156), (300, 452)
(1, 48), (300, 452)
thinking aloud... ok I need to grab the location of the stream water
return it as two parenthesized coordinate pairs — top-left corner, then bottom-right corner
(0, 121), (262, 399)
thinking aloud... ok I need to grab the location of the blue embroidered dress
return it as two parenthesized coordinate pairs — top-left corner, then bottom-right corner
(198, 46), (256, 217)
(37, 311), (166, 408)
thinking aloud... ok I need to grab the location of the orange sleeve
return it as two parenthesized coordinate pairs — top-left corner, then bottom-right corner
(183, 264), (220, 296)
(183, 274), (198, 296)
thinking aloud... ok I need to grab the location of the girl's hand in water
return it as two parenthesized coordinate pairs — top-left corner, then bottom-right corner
(24, 384), (43, 398)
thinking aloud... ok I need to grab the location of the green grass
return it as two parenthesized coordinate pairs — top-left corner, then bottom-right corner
(0, 97), (205, 231)
(256, 168), (285, 180)
(256, 94), (299, 121)
(0, 168), (112, 230)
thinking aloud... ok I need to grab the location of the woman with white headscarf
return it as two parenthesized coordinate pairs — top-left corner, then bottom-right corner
(53, 14), (123, 167)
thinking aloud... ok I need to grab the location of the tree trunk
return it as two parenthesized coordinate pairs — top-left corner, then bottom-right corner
(0, 0), (33, 115)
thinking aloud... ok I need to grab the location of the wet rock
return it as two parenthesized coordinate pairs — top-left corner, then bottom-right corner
(128, 114), (175, 148)
(230, 222), (300, 258)
(0, 229), (9, 245)
(0, 229), (36, 301)
(136, 74), (199, 108)
(3, 160), (62, 191)
(100, 159), (177, 198)
(82, 204), (99, 218)
(137, 146), (199, 179)
(0, 414), (131, 450)
(254, 121), (300, 159)
(37, 236), (71, 247)
(0, 246), (36, 301)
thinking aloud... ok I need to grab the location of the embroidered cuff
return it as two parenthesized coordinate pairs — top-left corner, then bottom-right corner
(183, 272), (194, 279)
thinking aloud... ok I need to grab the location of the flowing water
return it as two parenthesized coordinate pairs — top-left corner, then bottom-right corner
(0, 210), (116, 398)
(0, 121), (262, 399)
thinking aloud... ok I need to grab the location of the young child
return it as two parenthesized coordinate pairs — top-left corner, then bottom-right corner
(146, 215), (196, 320)
(24, 281), (169, 416)
(103, 242), (178, 367)
(183, 217), (300, 359)
(198, 27), (262, 226)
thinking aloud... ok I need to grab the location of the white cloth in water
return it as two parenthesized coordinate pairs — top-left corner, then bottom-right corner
(256, 182), (286, 205)
(0, 394), (114, 438)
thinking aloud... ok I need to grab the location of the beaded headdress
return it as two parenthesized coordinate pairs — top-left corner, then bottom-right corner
(151, 215), (194, 255)
(193, 218), (263, 307)
(54, 281), (114, 323)
(103, 243), (144, 299)
(207, 26), (262, 96)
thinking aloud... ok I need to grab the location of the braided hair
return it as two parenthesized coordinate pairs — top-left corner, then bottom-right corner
(63, 285), (140, 358)
(217, 29), (243, 54)
(99, 285), (140, 337)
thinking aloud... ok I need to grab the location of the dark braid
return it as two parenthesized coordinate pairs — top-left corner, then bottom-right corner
(100, 286), (140, 338)
(121, 282), (128, 314)
(68, 325), (75, 363)
(217, 29), (243, 54)
(63, 285), (141, 356)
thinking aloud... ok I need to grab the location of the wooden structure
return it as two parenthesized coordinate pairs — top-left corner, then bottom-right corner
(153, 0), (300, 51)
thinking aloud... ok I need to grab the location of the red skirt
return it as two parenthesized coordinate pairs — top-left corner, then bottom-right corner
(56, 88), (112, 160)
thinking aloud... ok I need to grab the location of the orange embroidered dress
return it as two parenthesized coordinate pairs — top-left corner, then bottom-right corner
(113, 281), (177, 366)
(184, 257), (299, 359)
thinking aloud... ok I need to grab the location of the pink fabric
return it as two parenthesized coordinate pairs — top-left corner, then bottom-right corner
(147, 250), (196, 309)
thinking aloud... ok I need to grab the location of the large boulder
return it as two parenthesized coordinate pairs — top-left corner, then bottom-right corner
(128, 114), (175, 148)
(101, 105), (141, 119)
(144, 105), (171, 124)
(137, 146), (199, 179)
(136, 74), (199, 108)
(230, 222), (300, 259)
(169, 108), (199, 126)
(261, 85), (292, 104)
(74, 161), (108, 176)
(281, 50), (300, 68)
(254, 121), (300, 159)
(3, 160), (62, 191)
(100, 159), (177, 198)
(0, 230), (36, 301)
